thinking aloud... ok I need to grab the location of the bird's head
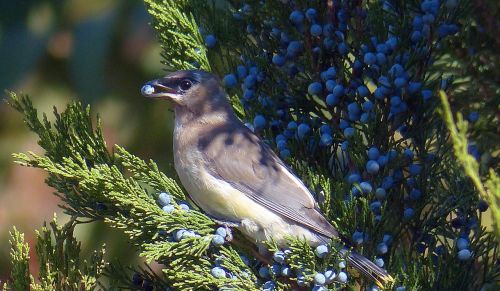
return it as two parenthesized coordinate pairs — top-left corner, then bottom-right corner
(141, 70), (225, 109)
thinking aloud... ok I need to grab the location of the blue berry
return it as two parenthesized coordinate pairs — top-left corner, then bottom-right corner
(281, 265), (292, 277)
(366, 160), (380, 174)
(370, 201), (381, 213)
(360, 181), (373, 193)
(344, 127), (355, 137)
(377, 242), (388, 254)
(421, 89), (433, 101)
(287, 121), (298, 131)
(404, 208), (414, 220)
(297, 274), (307, 286)
(325, 79), (336, 92)
(273, 251), (286, 263)
(357, 85), (370, 97)
(270, 264), (281, 275)
(310, 24), (322, 36)
(338, 42), (348, 55)
(162, 204), (175, 213)
(212, 234), (225, 246)
(352, 231), (365, 244)
(253, 115), (266, 129)
(204, 34), (217, 48)
(315, 244), (329, 258)
(375, 188), (387, 200)
(348, 173), (361, 184)
(320, 124), (331, 135)
(246, 24), (255, 34)
(326, 95), (340, 108)
(325, 67), (337, 79)
(364, 52), (376, 65)
(289, 10), (304, 25)
(403, 148), (414, 160)
(320, 133), (333, 146)
(468, 111), (479, 123)
(324, 269), (336, 283)
(223, 74), (237, 88)
(141, 84), (154, 95)
(175, 229), (187, 241)
(396, 287), (406, 291)
(236, 65), (247, 79)
(456, 238), (469, 250)
(408, 82), (422, 93)
(374, 257), (385, 268)
(367, 147), (380, 160)
(215, 227), (227, 237)
(383, 234), (393, 244)
(374, 86), (387, 99)
(277, 140), (287, 150)
(259, 266), (270, 278)
(376, 52), (387, 65)
(341, 140), (349, 151)
(308, 82), (323, 95)
(297, 123), (311, 139)
(409, 188), (422, 200)
(411, 31), (422, 43)
(331, 84), (344, 97)
(287, 41), (303, 58)
(478, 199), (489, 212)
(376, 155), (388, 167)
(179, 202), (190, 211)
(314, 273), (326, 285)
(362, 101), (374, 111)
(337, 271), (348, 283)
(211, 267), (226, 278)
(280, 149), (291, 159)
(347, 102), (360, 115)
(306, 8), (317, 21)
(158, 192), (171, 206)
(244, 75), (257, 89)
(243, 89), (254, 100)
(272, 54), (286, 66)
(457, 249), (471, 261)
(390, 96), (402, 106)
(382, 176), (394, 189)
(409, 164), (422, 175)
(394, 77), (407, 88)
(263, 280), (276, 291)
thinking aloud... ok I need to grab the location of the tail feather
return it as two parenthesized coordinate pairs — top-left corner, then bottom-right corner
(340, 249), (394, 287)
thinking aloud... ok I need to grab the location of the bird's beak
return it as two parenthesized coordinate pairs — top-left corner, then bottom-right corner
(141, 79), (181, 102)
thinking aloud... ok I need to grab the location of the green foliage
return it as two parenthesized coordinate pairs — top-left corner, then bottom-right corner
(4, 0), (500, 290)
(144, 0), (211, 71)
(5, 92), (262, 289)
(5, 216), (106, 290)
(7, 228), (31, 291)
(439, 91), (500, 239)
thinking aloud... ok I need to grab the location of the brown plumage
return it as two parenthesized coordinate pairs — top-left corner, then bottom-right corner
(141, 70), (393, 287)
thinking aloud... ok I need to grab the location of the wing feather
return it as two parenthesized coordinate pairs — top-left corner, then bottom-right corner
(198, 123), (339, 239)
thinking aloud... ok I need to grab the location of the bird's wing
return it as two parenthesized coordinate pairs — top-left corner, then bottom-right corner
(198, 124), (339, 239)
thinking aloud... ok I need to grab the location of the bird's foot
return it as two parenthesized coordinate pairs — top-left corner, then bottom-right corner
(212, 219), (240, 242)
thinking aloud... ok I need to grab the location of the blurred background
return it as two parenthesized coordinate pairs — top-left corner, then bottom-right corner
(0, 0), (177, 281)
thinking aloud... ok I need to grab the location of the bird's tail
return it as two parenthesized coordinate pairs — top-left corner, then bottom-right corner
(340, 249), (394, 288)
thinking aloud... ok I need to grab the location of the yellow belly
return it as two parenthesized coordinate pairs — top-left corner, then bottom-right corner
(174, 151), (323, 247)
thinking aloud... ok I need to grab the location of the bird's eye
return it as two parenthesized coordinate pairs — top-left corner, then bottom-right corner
(179, 79), (192, 91)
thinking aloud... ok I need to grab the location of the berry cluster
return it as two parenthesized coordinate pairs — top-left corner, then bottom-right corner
(197, 0), (493, 288)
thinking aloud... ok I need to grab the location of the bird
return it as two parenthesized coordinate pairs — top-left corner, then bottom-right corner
(141, 69), (393, 287)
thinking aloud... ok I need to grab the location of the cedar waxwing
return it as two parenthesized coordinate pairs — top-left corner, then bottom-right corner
(141, 70), (393, 286)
